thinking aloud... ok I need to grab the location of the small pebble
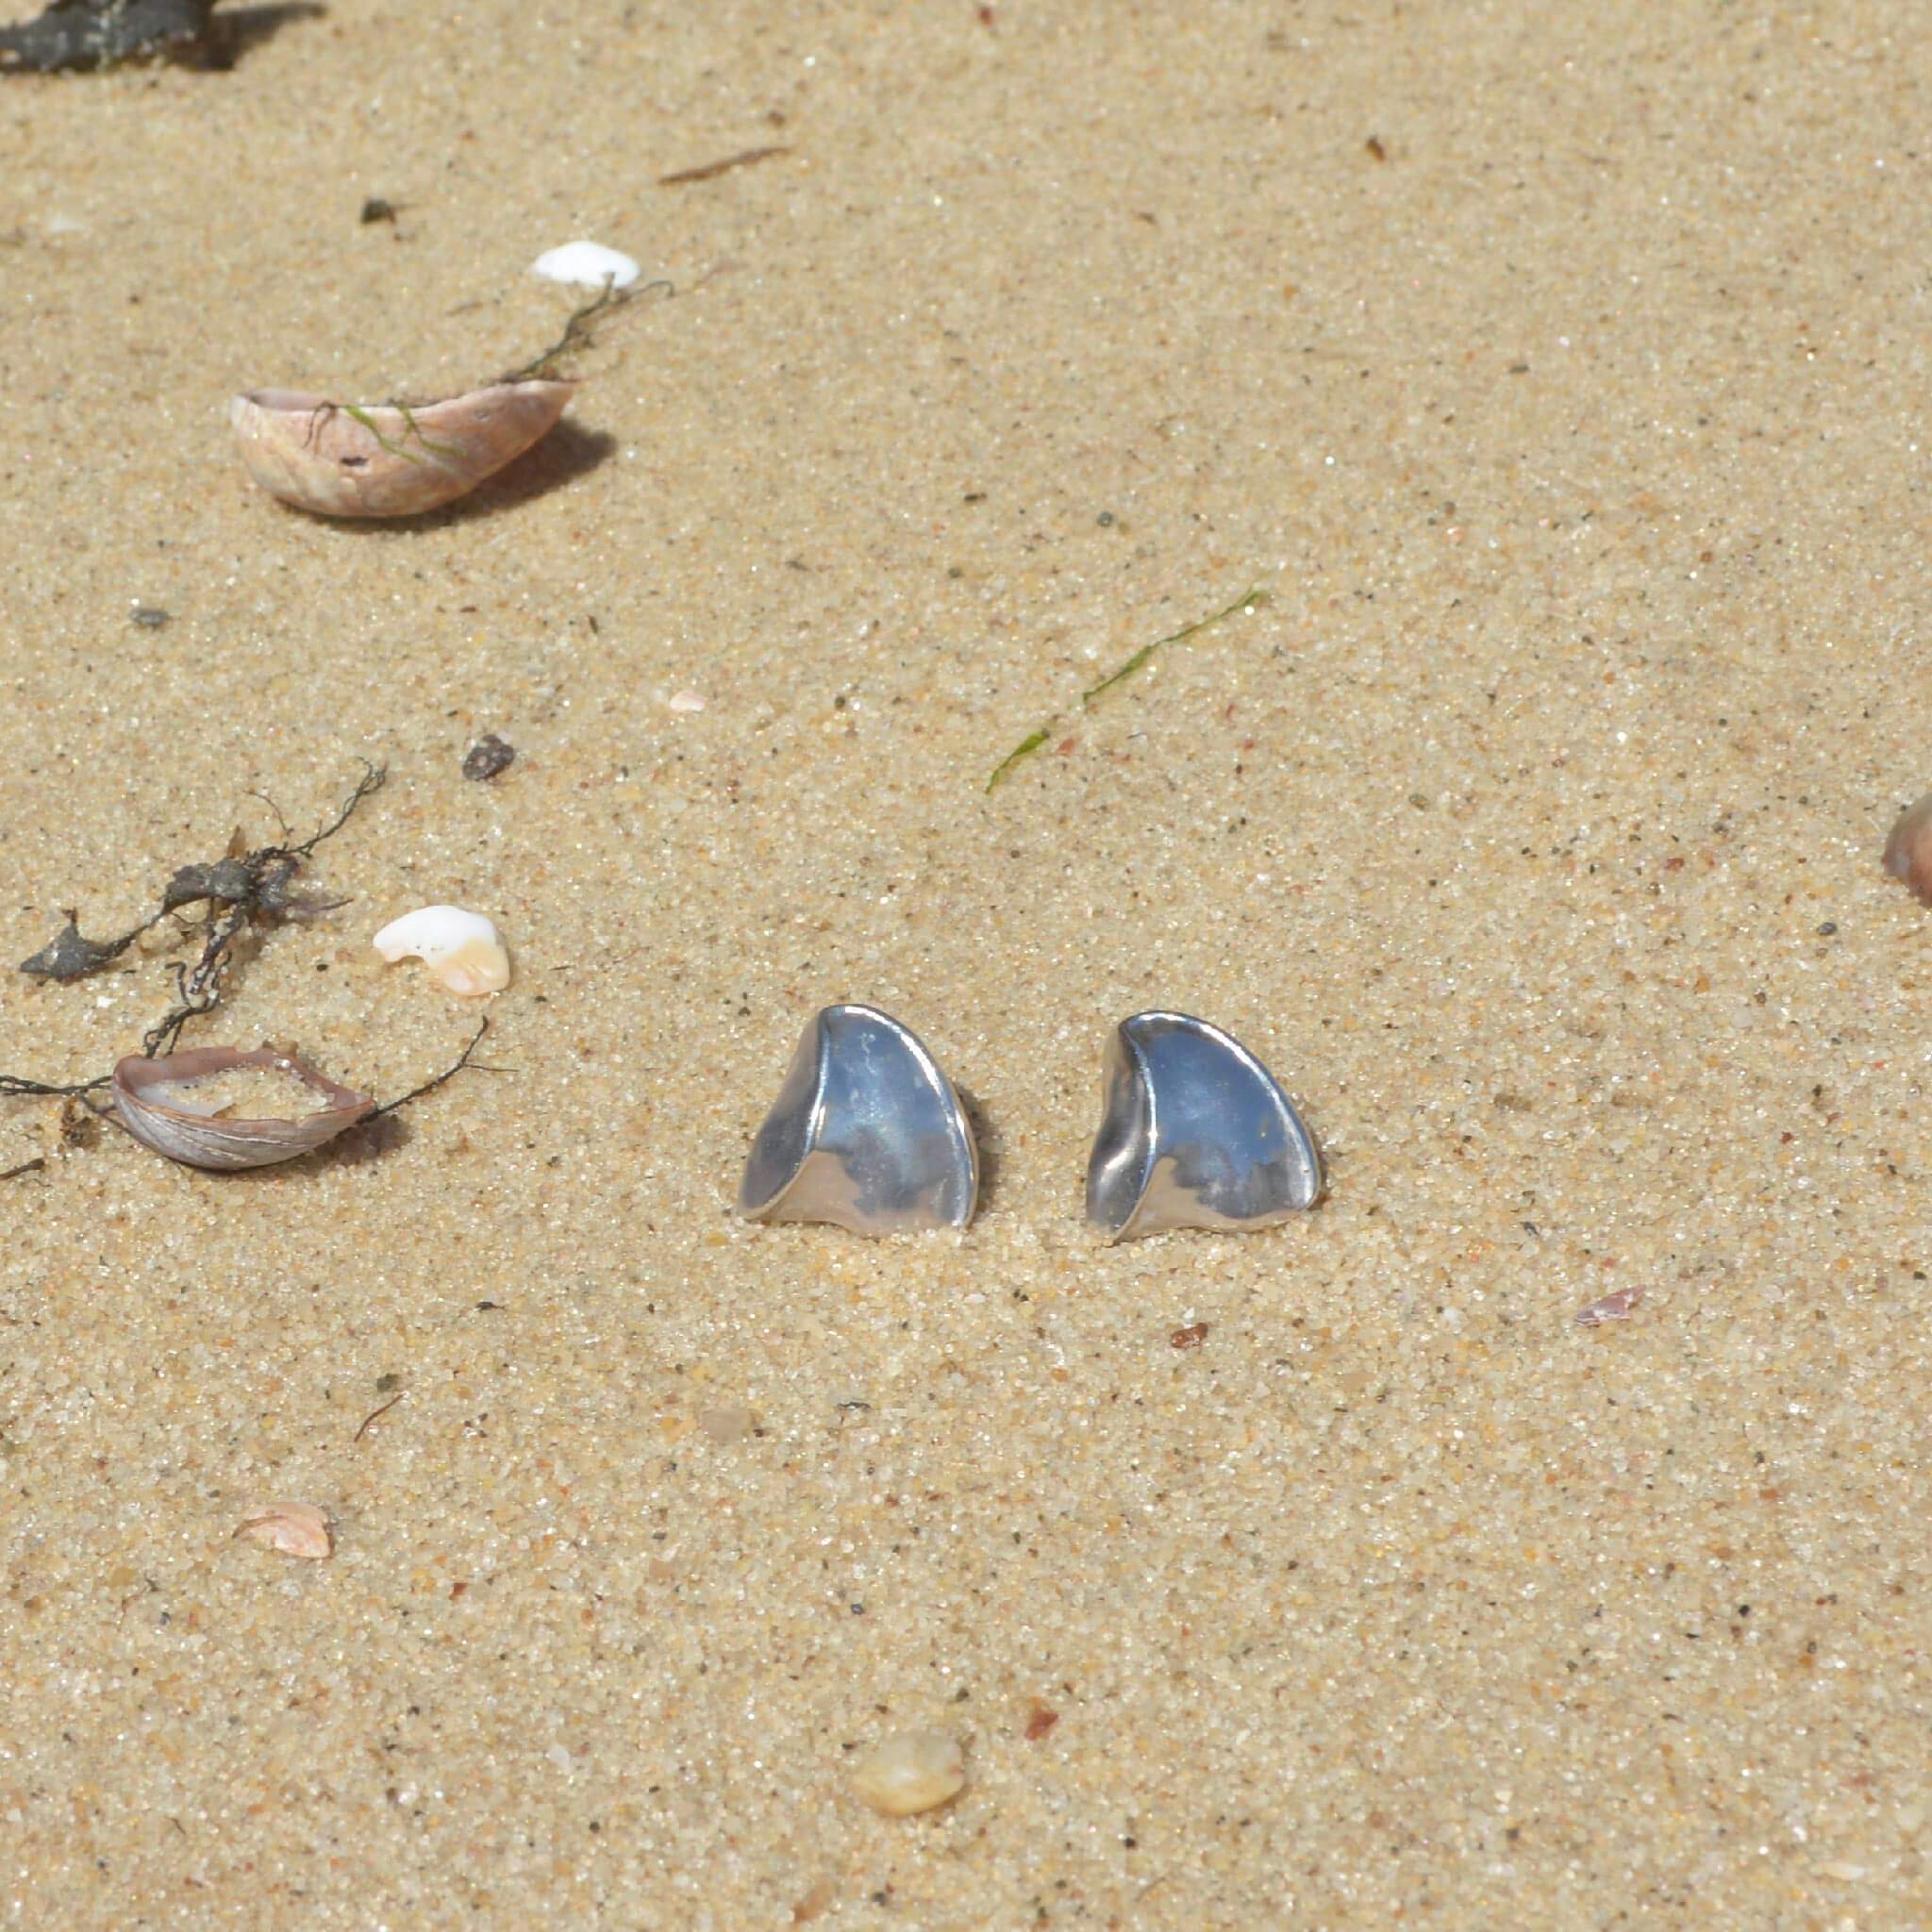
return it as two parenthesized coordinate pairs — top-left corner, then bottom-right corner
(234, 1502), (332, 1561)
(461, 733), (516, 781)
(698, 1404), (753, 1444)
(531, 241), (641, 290)
(667, 690), (707, 714)
(851, 1731), (965, 1816)
(129, 606), (170, 629)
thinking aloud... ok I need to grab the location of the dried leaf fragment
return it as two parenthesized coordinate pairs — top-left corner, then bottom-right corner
(235, 1502), (332, 1560)
(0, 0), (214, 73)
(160, 858), (258, 912)
(20, 915), (136, 981)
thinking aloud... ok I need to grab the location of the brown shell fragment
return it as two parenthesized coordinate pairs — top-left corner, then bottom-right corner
(1882, 793), (1932, 907)
(234, 1503), (333, 1560)
(229, 379), (576, 518)
(112, 1046), (374, 1171)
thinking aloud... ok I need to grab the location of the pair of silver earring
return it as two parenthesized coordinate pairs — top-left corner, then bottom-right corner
(738, 1005), (1323, 1241)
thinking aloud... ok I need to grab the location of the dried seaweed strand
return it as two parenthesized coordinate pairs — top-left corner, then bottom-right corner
(986, 585), (1269, 792)
(501, 280), (671, 386)
(6, 761), (385, 1091)
(367, 1017), (500, 1120)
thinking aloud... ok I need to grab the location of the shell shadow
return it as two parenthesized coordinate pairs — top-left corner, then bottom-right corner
(409, 419), (619, 528)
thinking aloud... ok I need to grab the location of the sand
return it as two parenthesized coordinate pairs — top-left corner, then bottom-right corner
(1, 1), (1927, 1925)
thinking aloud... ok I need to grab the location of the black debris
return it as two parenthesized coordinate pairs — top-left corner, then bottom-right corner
(462, 734), (516, 782)
(0, 0), (216, 73)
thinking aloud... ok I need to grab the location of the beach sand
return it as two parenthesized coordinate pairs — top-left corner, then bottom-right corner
(1, 1), (1927, 1924)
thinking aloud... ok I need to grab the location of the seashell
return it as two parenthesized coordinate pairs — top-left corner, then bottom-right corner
(229, 379), (576, 518)
(112, 1046), (375, 1171)
(850, 1732), (966, 1816)
(234, 1502), (333, 1560)
(1882, 792), (1932, 906)
(373, 906), (511, 997)
(531, 241), (641, 289)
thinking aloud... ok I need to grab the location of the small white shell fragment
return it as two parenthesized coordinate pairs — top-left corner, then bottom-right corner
(1575, 1285), (1646, 1326)
(531, 242), (641, 290)
(373, 906), (510, 997)
(667, 690), (707, 714)
(235, 1502), (333, 1560)
(851, 1732), (965, 1816)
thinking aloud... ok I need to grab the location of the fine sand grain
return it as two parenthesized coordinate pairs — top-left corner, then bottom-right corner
(1, 2), (1927, 1925)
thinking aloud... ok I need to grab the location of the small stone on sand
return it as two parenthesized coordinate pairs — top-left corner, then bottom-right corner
(851, 1731), (965, 1816)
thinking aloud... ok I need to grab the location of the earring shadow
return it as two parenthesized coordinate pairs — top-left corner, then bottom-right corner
(954, 1080), (1004, 1216)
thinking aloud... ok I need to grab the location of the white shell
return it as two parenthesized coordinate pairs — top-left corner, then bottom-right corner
(230, 379), (576, 518)
(373, 906), (511, 997)
(531, 242), (641, 289)
(112, 1047), (375, 1171)
(850, 1732), (965, 1816)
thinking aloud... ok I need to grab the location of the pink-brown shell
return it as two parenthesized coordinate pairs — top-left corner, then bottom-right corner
(229, 379), (576, 518)
(111, 1046), (375, 1171)
(1882, 793), (1932, 907)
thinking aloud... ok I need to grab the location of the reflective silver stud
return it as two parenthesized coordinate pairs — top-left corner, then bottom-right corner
(1086, 1011), (1322, 1241)
(739, 1005), (979, 1234)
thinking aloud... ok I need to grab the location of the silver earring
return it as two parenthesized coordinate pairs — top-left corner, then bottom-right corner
(1085, 1011), (1322, 1241)
(739, 1004), (979, 1234)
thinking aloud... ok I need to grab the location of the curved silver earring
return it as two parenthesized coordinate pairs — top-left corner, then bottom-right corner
(1086, 1011), (1321, 1241)
(739, 1004), (979, 1235)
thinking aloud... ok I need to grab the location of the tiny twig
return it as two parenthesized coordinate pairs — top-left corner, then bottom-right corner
(292, 759), (385, 857)
(658, 144), (790, 186)
(0, 1071), (109, 1099)
(1, 1158), (46, 1182)
(245, 789), (292, 841)
(986, 585), (1270, 791)
(354, 1393), (404, 1442)
(368, 1018), (500, 1121)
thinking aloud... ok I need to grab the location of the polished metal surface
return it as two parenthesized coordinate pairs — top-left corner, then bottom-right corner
(1086, 1011), (1322, 1240)
(739, 1004), (979, 1234)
